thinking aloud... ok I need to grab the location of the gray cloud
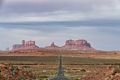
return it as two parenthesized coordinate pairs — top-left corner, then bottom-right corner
(0, 0), (120, 22)
(0, 0), (3, 8)
(2, 0), (116, 13)
(0, 0), (120, 51)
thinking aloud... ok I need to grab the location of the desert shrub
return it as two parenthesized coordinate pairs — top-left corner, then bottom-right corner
(39, 75), (48, 78)
(112, 67), (120, 75)
(18, 76), (26, 80)
(74, 78), (80, 80)
(0, 64), (36, 80)
(81, 69), (86, 72)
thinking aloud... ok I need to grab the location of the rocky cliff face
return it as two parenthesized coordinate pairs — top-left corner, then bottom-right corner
(62, 39), (95, 50)
(45, 39), (95, 51)
(12, 39), (95, 51)
(45, 42), (59, 49)
(12, 40), (39, 50)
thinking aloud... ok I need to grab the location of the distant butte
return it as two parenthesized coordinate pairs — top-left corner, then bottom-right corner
(45, 39), (95, 51)
(45, 42), (60, 49)
(62, 39), (95, 50)
(12, 39), (95, 51)
(12, 40), (39, 50)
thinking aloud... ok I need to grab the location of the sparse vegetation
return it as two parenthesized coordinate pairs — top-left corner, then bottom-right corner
(0, 49), (120, 80)
(0, 56), (120, 80)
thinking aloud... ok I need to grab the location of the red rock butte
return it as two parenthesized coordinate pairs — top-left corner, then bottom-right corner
(45, 42), (60, 49)
(45, 39), (95, 51)
(12, 39), (95, 51)
(62, 39), (95, 50)
(12, 40), (39, 50)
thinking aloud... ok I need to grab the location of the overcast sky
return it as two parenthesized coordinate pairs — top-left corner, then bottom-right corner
(1, 0), (120, 22)
(0, 0), (120, 51)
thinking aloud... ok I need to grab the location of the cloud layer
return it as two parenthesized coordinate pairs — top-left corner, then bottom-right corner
(0, 0), (120, 22)
(0, 0), (120, 51)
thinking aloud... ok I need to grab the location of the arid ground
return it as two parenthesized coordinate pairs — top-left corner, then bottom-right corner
(0, 49), (120, 80)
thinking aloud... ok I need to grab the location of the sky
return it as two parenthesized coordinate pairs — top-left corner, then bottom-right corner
(0, 0), (120, 51)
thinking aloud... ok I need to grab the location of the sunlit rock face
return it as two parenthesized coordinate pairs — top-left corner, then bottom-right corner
(62, 39), (95, 50)
(45, 39), (95, 51)
(12, 39), (95, 51)
(45, 42), (60, 49)
(12, 40), (39, 50)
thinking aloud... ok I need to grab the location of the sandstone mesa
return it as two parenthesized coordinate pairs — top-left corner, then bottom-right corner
(12, 39), (95, 51)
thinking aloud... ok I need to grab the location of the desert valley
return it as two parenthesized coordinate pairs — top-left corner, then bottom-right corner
(1, 0), (120, 80)
(0, 39), (120, 80)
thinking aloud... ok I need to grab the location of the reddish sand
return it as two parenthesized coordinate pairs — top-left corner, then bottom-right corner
(0, 49), (120, 59)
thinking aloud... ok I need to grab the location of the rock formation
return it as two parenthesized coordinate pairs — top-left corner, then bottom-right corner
(45, 42), (59, 49)
(12, 40), (39, 50)
(45, 39), (95, 51)
(62, 39), (95, 50)
(12, 39), (95, 51)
